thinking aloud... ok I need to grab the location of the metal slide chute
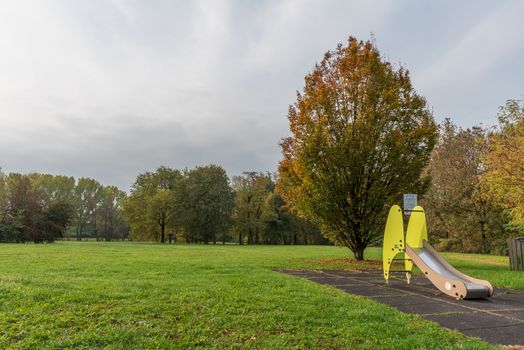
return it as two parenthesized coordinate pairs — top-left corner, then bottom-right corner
(406, 240), (493, 299)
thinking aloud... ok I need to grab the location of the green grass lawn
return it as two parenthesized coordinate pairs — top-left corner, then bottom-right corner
(0, 242), (510, 349)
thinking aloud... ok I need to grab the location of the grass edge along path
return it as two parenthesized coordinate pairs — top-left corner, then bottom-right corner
(0, 242), (500, 349)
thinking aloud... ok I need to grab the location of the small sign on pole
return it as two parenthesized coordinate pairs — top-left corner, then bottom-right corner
(403, 194), (417, 215)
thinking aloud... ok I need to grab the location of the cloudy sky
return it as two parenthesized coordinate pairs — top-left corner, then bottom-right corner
(0, 0), (523, 190)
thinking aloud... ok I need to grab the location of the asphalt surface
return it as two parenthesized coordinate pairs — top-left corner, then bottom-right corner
(281, 269), (524, 346)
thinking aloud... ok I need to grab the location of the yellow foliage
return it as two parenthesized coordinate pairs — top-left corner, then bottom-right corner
(484, 100), (524, 229)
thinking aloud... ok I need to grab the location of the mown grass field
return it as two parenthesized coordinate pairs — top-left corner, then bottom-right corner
(0, 242), (517, 349)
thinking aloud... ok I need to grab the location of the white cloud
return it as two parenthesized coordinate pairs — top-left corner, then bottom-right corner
(0, 0), (522, 188)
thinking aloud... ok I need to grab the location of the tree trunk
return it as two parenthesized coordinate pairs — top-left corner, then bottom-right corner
(103, 217), (108, 241)
(107, 217), (113, 242)
(239, 233), (243, 245)
(76, 223), (82, 241)
(160, 222), (165, 243)
(479, 220), (488, 254)
(93, 215), (99, 242)
(353, 247), (365, 260)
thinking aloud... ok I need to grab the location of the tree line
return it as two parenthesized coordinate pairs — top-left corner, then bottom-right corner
(0, 166), (325, 245)
(123, 165), (324, 245)
(0, 172), (128, 243)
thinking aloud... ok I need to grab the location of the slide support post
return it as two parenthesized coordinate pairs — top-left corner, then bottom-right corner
(382, 205), (405, 282)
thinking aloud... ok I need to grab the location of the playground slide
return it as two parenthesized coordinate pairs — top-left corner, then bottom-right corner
(405, 240), (493, 300)
(383, 205), (494, 300)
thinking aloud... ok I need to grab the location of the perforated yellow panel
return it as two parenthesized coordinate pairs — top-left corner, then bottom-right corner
(405, 205), (428, 272)
(383, 205), (404, 281)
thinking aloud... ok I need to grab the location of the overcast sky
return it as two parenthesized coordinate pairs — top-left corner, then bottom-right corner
(0, 0), (523, 190)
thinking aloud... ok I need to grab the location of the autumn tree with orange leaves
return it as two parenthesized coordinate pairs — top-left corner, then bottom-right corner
(277, 37), (437, 260)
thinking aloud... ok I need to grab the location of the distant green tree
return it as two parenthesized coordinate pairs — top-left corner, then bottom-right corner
(29, 173), (75, 205)
(231, 172), (273, 244)
(0, 168), (6, 221)
(6, 174), (44, 242)
(293, 216), (326, 245)
(29, 173), (76, 240)
(0, 173), (72, 243)
(278, 37), (437, 259)
(73, 178), (103, 240)
(261, 192), (294, 244)
(261, 191), (324, 245)
(39, 201), (74, 242)
(175, 165), (234, 244)
(0, 170), (24, 242)
(98, 185), (128, 241)
(123, 166), (182, 243)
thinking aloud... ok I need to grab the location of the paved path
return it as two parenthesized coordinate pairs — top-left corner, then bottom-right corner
(281, 269), (524, 346)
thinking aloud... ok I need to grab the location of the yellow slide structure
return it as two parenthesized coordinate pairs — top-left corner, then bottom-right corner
(383, 205), (493, 300)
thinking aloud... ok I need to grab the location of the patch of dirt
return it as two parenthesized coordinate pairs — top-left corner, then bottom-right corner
(310, 258), (409, 270)
(314, 258), (381, 267)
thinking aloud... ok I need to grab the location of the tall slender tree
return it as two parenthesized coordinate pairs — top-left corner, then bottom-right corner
(98, 185), (127, 241)
(73, 178), (102, 240)
(231, 172), (273, 244)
